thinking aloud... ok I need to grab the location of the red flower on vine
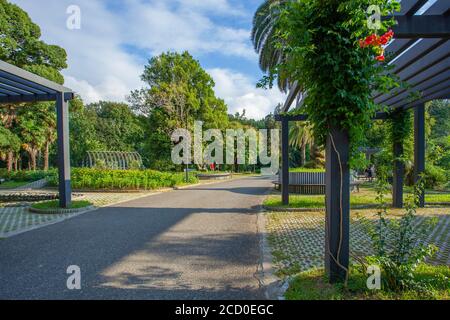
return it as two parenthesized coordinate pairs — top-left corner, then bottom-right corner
(359, 30), (394, 62)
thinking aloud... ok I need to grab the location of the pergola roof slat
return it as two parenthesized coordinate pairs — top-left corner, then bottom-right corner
(376, 69), (450, 105)
(423, 0), (449, 15)
(0, 60), (74, 103)
(0, 82), (37, 95)
(0, 76), (48, 95)
(402, 0), (429, 16)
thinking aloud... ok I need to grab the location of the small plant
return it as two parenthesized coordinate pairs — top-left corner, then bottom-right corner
(361, 171), (439, 295)
(31, 200), (93, 210)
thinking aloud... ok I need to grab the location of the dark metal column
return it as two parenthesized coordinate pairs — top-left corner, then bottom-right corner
(414, 103), (426, 207)
(392, 140), (404, 208)
(325, 126), (350, 283)
(56, 92), (72, 208)
(281, 116), (290, 205)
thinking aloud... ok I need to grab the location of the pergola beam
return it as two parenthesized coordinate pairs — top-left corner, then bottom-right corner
(0, 92), (74, 103)
(325, 126), (350, 283)
(275, 112), (390, 122)
(414, 104), (426, 207)
(281, 117), (290, 205)
(391, 15), (450, 39)
(56, 92), (72, 208)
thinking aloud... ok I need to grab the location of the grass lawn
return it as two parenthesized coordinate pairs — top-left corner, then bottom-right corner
(31, 200), (93, 210)
(285, 265), (450, 300)
(264, 186), (450, 209)
(0, 181), (29, 189)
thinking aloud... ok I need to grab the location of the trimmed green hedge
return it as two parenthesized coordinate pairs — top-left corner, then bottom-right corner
(0, 169), (57, 182)
(47, 168), (198, 190)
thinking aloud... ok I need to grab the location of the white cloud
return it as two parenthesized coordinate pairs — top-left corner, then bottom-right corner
(9, 0), (276, 118)
(209, 68), (286, 120)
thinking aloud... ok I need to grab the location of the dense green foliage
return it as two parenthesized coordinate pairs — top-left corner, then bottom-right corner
(0, 0), (67, 171)
(367, 100), (450, 189)
(69, 100), (145, 166)
(0, 168), (56, 182)
(261, 0), (400, 155)
(128, 51), (229, 170)
(47, 168), (198, 190)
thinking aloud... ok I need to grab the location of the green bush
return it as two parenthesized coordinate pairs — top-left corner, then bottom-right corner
(47, 168), (198, 190)
(0, 169), (56, 182)
(424, 164), (447, 189)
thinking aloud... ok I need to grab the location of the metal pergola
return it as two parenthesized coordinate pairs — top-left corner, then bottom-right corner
(276, 0), (449, 282)
(0, 60), (74, 208)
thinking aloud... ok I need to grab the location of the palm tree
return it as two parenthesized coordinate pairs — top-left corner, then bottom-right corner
(251, 0), (291, 92)
(289, 121), (313, 166)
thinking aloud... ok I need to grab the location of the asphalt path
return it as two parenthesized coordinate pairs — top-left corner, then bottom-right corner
(0, 176), (272, 300)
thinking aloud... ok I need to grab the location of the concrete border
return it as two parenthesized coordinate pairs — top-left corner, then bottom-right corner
(29, 205), (95, 214)
(257, 210), (290, 300)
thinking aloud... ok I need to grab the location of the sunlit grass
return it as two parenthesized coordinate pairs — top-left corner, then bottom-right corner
(264, 186), (450, 209)
(285, 264), (450, 300)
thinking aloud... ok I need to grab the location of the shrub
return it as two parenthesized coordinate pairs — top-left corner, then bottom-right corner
(0, 169), (57, 182)
(47, 168), (198, 190)
(360, 176), (440, 294)
(424, 164), (447, 189)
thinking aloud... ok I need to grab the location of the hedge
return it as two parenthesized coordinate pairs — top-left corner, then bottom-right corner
(47, 168), (198, 190)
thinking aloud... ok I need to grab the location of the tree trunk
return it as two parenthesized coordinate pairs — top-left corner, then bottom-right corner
(7, 151), (13, 172)
(44, 142), (50, 171)
(29, 149), (37, 171)
(300, 144), (306, 167)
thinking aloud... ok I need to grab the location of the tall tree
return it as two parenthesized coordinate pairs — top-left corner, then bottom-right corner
(0, 0), (68, 171)
(128, 51), (229, 169)
(251, 0), (291, 92)
(289, 121), (313, 166)
(87, 101), (144, 152)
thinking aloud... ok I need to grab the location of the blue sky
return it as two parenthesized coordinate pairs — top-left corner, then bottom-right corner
(11, 0), (285, 120)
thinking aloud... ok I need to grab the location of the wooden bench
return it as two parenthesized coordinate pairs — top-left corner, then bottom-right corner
(273, 180), (363, 194)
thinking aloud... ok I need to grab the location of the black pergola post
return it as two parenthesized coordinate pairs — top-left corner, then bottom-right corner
(325, 126), (350, 283)
(56, 92), (72, 208)
(281, 116), (290, 205)
(414, 103), (426, 207)
(392, 140), (404, 208)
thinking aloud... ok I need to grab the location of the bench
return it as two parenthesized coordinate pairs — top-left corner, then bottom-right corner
(273, 171), (364, 195)
(272, 181), (363, 194)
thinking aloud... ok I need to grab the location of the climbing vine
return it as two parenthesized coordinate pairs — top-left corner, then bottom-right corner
(388, 109), (413, 158)
(267, 0), (401, 156)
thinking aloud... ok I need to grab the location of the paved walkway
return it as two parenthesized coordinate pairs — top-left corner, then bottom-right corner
(0, 176), (272, 300)
(267, 210), (450, 277)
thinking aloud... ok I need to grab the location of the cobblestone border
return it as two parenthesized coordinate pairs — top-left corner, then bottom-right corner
(257, 211), (291, 300)
(263, 206), (324, 213)
(0, 206), (98, 238)
(264, 203), (450, 212)
(28, 205), (95, 215)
